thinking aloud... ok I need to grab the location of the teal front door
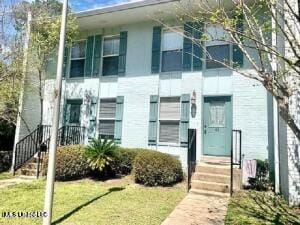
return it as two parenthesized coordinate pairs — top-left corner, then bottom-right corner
(203, 96), (232, 156)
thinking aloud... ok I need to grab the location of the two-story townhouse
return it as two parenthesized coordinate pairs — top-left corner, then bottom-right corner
(13, 0), (299, 203)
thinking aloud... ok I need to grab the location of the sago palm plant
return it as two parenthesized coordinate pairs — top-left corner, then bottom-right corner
(85, 138), (118, 171)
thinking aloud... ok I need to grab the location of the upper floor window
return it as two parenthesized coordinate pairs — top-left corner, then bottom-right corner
(161, 30), (183, 72)
(70, 40), (86, 78)
(205, 25), (230, 69)
(102, 36), (120, 76)
(206, 44), (230, 69)
(159, 97), (180, 143)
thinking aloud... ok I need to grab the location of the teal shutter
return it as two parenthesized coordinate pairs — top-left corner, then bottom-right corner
(114, 96), (124, 144)
(183, 22), (193, 71)
(85, 36), (95, 77)
(118, 31), (128, 75)
(151, 26), (162, 74)
(148, 95), (158, 145)
(63, 47), (69, 77)
(233, 15), (244, 67)
(180, 94), (190, 146)
(193, 22), (203, 71)
(93, 35), (102, 77)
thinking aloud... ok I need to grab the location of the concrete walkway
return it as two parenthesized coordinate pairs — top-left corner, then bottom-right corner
(0, 177), (35, 188)
(161, 193), (229, 225)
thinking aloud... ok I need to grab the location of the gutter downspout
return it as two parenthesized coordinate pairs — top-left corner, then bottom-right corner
(11, 11), (32, 173)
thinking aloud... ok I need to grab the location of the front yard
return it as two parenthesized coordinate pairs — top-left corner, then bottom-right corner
(0, 171), (12, 180)
(226, 190), (300, 225)
(0, 177), (185, 225)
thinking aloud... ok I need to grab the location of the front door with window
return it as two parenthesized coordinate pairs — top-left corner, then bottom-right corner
(203, 96), (232, 156)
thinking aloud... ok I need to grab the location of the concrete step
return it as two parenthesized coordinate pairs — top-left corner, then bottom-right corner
(201, 156), (231, 165)
(21, 168), (37, 176)
(24, 162), (38, 170)
(189, 188), (230, 198)
(192, 172), (230, 184)
(191, 180), (230, 193)
(195, 164), (231, 175)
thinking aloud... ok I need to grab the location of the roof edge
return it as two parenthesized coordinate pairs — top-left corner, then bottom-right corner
(76, 0), (180, 18)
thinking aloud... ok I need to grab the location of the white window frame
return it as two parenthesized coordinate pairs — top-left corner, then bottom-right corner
(204, 24), (232, 70)
(158, 96), (181, 145)
(160, 27), (184, 73)
(101, 35), (120, 76)
(69, 39), (87, 78)
(98, 98), (117, 139)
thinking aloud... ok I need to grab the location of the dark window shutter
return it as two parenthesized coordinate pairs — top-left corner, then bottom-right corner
(84, 36), (94, 77)
(63, 47), (69, 77)
(151, 26), (162, 74)
(183, 22), (193, 71)
(114, 96), (124, 144)
(93, 35), (102, 77)
(180, 94), (190, 146)
(148, 95), (158, 145)
(233, 15), (244, 68)
(193, 22), (203, 71)
(118, 31), (128, 76)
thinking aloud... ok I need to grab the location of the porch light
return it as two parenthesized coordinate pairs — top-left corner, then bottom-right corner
(191, 90), (197, 118)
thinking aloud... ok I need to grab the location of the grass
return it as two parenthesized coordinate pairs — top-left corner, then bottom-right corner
(0, 177), (185, 225)
(225, 190), (300, 225)
(0, 171), (13, 180)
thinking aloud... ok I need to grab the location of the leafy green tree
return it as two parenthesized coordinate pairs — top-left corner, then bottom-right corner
(13, 0), (78, 127)
(164, 0), (300, 141)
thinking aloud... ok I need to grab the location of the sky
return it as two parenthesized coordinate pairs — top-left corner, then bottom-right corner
(70, 0), (142, 12)
(3, 0), (142, 12)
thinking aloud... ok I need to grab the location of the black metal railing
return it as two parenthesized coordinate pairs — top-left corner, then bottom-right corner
(13, 125), (85, 177)
(14, 125), (51, 173)
(230, 129), (242, 196)
(187, 129), (197, 191)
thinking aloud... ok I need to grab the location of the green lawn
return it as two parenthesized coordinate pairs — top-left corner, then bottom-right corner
(0, 171), (13, 180)
(0, 177), (185, 225)
(225, 190), (300, 225)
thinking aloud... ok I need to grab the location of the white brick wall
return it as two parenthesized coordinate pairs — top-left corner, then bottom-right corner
(232, 71), (269, 160)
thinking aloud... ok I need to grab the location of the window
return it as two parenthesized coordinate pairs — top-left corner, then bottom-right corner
(99, 98), (116, 139)
(205, 25), (230, 69)
(161, 30), (183, 72)
(70, 41), (86, 78)
(206, 44), (230, 69)
(159, 97), (180, 143)
(209, 102), (226, 127)
(66, 100), (82, 124)
(102, 37), (120, 76)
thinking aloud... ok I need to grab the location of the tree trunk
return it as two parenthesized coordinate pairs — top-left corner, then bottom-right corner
(277, 98), (300, 142)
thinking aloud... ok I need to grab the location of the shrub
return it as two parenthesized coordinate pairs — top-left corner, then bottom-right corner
(248, 159), (271, 191)
(44, 145), (90, 181)
(85, 138), (118, 171)
(111, 148), (139, 175)
(133, 150), (183, 186)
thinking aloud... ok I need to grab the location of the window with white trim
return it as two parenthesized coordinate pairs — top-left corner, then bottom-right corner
(102, 36), (120, 76)
(161, 30), (183, 72)
(70, 40), (86, 77)
(98, 98), (116, 139)
(159, 97), (180, 143)
(205, 25), (230, 69)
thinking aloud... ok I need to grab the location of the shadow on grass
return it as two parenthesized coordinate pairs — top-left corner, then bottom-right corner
(52, 186), (125, 225)
(228, 191), (300, 225)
